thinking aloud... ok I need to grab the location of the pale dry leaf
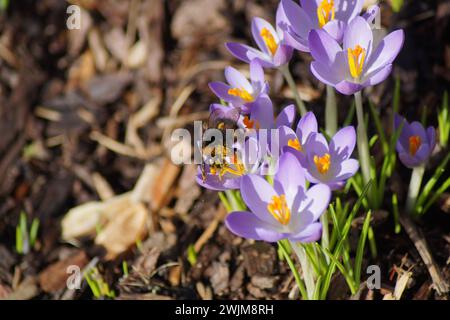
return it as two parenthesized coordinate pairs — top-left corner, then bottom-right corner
(95, 202), (148, 260)
(126, 41), (148, 69)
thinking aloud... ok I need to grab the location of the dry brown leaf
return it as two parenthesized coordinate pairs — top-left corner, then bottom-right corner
(39, 251), (88, 293)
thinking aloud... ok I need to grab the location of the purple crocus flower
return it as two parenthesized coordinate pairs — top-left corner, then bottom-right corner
(278, 111), (318, 155)
(226, 17), (293, 69)
(279, 0), (379, 51)
(225, 151), (331, 242)
(394, 114), (436, 169)
(308, 16), (404, 95)
(301, 127), (359, 190)
(209, 60), (269, 114)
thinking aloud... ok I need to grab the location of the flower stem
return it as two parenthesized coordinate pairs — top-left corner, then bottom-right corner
(354, 91), (373, 199)
(325, 85), (337, 137)
(406, 165), (425, 214)
(278, 241), (308, 300)
(289, 240), (316, 300)
(280, 65), (307, 116)
(224, 190), (245, 211)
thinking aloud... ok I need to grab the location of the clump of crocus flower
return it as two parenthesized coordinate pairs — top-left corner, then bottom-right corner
(194, 0), (410, 300)
(225, 151), (331, 242)
(394, 114), (436, 169)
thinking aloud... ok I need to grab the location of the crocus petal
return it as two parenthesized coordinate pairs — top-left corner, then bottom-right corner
(224, 66), (253, 92)
(209, 82), (240, 104)
(362, 64), (392, 87)
(288, 222), (322, 243)
(226, 43), (273, 68)
(427, 127), (436, 151)
(240, 174), (279, 225)
(322, 20), (345, 43)
(250, 59), (265, 87)
(250, 95), (274, 129)
(343, 16), (373, 57)
(274, 151), (305, 209)
(273, 44), (294, 67)
(301, 183), (331, 221)
(335, 159), (359, 180)
(398, 152), (418, 169)
(297, 111), (318, 144)
(330, 126), (356, 158)
(278, 125), (298, 150)
(365, 30), (404, 75)
(363, 4), (380, 25)
(275, 104), (296, 128)
(195, 169), (241, 191)
(410, 121), (428, 142)
(282, 0), (315, 40)
(310, 61), (340, 86)
(335, 80), (364, 95)
(299, 0), (319, 23)
(414, 143), (431, 163)
(309, 29), (342, 66)
(335, 0), (364, 22)
(252, 17), (280, 55)
(305, 132), (329, 156)
(225, 211), (285, 242)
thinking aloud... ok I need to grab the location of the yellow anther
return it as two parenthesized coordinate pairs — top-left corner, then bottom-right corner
(314, 153), (331, 174)
(317, 0), (335, 28)
(409, 135), (422, 156)
(260, 28), (278, 56)
(287, 138), (302, 152)
(228, 88), (254, 102)
(267, 195), (291, 225)
(347, 45), (366, 79)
